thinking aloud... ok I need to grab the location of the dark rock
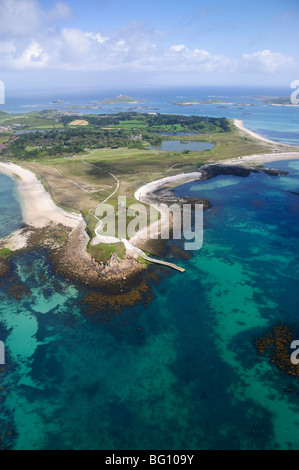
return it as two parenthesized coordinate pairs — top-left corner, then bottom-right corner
(198, 163), (288, 180)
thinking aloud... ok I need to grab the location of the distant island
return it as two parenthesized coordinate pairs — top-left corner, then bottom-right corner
(172, 99), (250, 106)
(51, 99), (65, 104)
(252, 96), (294, 106)
(93, 95), (146, 105)
(62, 105), (101, 110)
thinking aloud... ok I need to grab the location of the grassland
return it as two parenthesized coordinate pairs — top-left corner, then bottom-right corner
(87, 242), (126, 264)
(0, 111), (64, 131)
(0, 248), (12, 258)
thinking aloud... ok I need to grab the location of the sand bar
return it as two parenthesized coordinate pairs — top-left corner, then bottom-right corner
(134, 172), (203, 205)
(0, 162), (82, 229)
(220, 151), (299, 167)
(129, 172), (202, 245)
(233, 119), (292, 147)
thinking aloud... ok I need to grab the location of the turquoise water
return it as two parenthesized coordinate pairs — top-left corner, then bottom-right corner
(0, 173), (23, 238)
(0, 160), (299, 449)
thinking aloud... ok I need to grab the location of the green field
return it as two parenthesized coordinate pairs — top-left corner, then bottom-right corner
(88, 242), (126, 263)
(0, 111), (64, 130)
(0, 248), (12, 258)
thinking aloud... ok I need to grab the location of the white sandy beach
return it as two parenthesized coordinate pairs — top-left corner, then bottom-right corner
(233, 119), (292, 147)
(220, 151), (299, 166)
(0, 162), (82, 229)
(129, 172), (203, 245)
(134, 172), (203, 204)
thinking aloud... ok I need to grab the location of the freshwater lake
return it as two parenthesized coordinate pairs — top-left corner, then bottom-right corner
(147, 140), (215, 152)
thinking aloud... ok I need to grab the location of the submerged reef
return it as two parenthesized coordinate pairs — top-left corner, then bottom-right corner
(255, 323), (299, 377)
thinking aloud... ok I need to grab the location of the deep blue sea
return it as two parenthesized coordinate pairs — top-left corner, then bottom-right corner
(0, 87), (299, 449)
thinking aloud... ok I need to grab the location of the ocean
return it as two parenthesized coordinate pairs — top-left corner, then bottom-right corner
(0, 87), (299, 450)
(0, 173), (23, 239)
(4, 85), (299, 145)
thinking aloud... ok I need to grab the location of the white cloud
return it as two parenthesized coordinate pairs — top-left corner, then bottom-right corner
(0, 39), (48, 70)
(15, 41), (49, 69)
(1, 29), (297, 77)
(243, 49), (297, 73)
(0, 0), (297, 79)
(0, 0), (41, 36)
(194, 49), (209, 55)
(85, 32), (109, 44)
(0, 40), (16, 55)
(0, 0), (72, 36)
(170, 44), (188, 52)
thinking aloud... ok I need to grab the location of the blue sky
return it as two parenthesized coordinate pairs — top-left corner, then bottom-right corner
(0, 0), (298, 90)
(67, 0), (297, 55)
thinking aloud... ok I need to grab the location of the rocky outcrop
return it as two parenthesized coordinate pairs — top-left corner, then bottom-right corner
(49, 223), (146, 293)
(149, 188), (211, 210)
(198, 163), (288, 180)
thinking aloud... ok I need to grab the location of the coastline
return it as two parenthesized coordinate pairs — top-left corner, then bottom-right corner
(0, 162), (82, 229)
(130, 172), (203, 245)
(134, 172), (203, 204)
(0, 162), (150, 297)
(129, 149), (299, 247)
(232, 119), (293, 147)
(219, 151), (299, 166)
(1, 118), (299, 291)
(129, 120), (299, 247)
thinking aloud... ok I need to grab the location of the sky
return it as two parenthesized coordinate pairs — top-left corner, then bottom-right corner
(0, 0), (298, 91)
